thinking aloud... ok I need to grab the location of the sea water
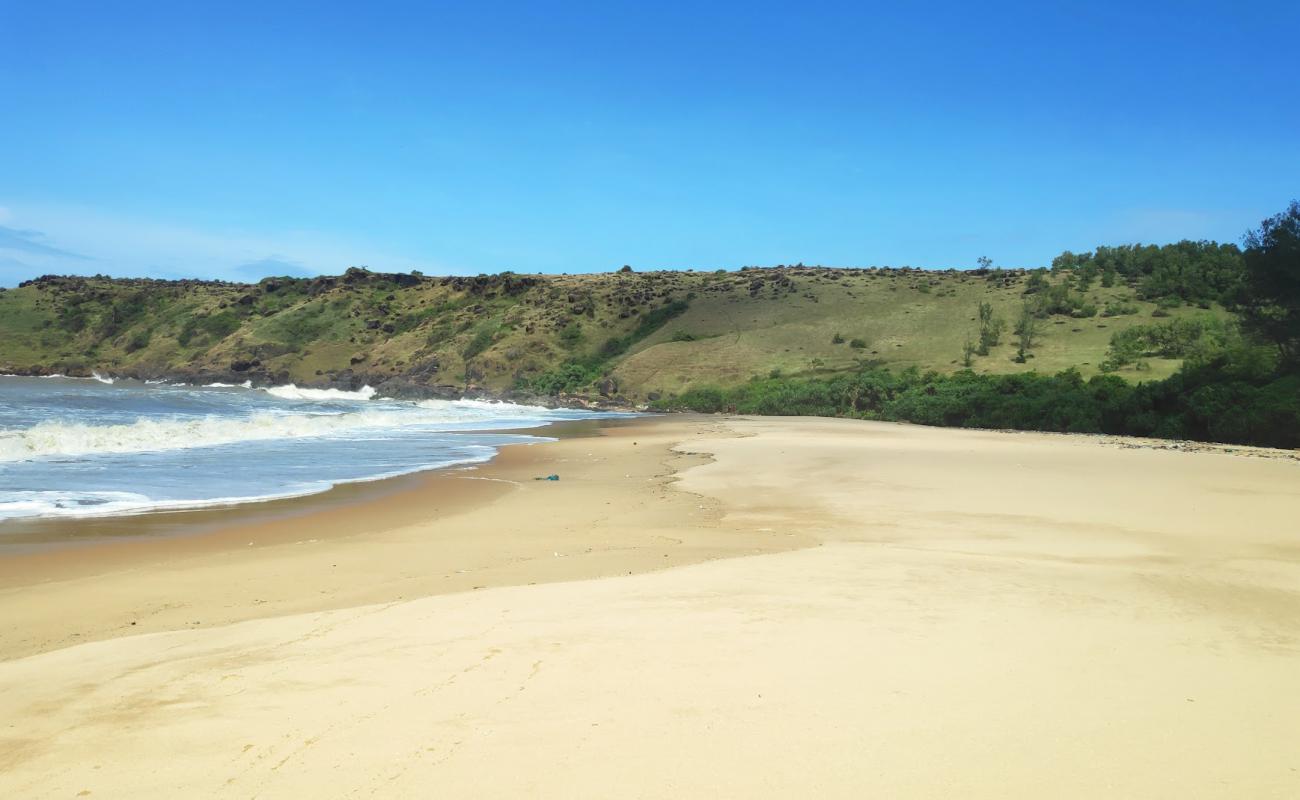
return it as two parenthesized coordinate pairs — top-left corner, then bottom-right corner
(0, 375), (624, 522)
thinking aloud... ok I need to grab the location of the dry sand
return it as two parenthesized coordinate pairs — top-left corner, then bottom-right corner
(1, 415), (1297, 798)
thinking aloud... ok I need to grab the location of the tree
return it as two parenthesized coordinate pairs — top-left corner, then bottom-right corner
(962, 336), (976, 368)
(1014, 303), (1038, 362)
(1240, 201), (1300, 363)
(976, 256), (993, 270)
(976, 302), (1004, 355)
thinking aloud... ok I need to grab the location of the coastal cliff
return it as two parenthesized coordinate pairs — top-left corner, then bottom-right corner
(0, 264), (1222, 404)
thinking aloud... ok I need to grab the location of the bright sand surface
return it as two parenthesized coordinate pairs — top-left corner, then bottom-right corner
(0, 415), (1297, 798)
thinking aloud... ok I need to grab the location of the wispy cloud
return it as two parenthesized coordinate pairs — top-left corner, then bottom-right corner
(0, 203), (436, 286)
(0, 225), (92, 260)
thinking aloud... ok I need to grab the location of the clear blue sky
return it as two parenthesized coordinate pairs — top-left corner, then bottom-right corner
(1, 1), (1296, 284)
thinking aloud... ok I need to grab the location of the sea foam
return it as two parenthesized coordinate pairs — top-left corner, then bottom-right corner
(0, 399), (565, 462)
(264, 384), (377, 401)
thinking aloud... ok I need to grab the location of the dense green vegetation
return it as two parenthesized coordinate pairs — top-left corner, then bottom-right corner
(1238, 200), (1300, 364)
(0, 261), (1225, 396)
(2, 201), (1295, 447)
(1050, 240), (1244, 305)
(654, 356), (1299, 448)
(1100, 317), (1238, 372)
(515, 299), (689, 394)
(657, 202), (1300, 449)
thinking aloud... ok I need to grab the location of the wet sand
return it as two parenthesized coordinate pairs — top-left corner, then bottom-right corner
(1, 415), (1297, 798)
(0, 416), (798, 660)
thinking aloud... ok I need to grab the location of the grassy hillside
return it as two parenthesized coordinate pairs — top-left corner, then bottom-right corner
(0, 265), (1233, 402)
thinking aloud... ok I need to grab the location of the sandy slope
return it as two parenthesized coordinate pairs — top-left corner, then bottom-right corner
(1, 417), (1297, 798)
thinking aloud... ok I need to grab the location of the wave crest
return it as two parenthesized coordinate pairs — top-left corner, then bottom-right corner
(0, 398), (578, 462)
(263, 384), (377, 401)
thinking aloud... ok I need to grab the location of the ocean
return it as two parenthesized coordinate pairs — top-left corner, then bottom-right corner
(0, 375), (624, 522)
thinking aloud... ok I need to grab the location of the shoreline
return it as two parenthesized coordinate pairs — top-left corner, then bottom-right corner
(3, 413), (1296, 661)
(0, 414), (810, 661)
(0, 414), (1297, 797)
(0, 417), (625, 556)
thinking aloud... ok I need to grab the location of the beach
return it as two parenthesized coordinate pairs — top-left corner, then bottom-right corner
(1, 414), (1298, 798)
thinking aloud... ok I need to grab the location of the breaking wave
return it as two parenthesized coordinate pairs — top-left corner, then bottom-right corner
(263, 384), (377, 401)
(0, 398), (575, 463)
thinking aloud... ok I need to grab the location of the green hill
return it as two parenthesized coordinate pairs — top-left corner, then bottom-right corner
(0, 265), (1232, 402)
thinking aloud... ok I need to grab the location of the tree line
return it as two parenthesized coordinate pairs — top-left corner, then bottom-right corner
(660, 201), (1300, 449)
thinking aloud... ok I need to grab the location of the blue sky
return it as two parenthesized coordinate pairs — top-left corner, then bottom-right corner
(1, 1), (1296, 284)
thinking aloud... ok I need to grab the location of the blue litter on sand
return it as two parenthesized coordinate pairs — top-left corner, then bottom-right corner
(534, 474), (560, 481)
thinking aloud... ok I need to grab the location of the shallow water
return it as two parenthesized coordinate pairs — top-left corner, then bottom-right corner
(0, 376), (625, 522)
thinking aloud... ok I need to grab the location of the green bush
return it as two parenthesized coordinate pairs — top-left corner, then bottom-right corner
(1101, 301), (1139, 317)
(1101, 317), (1237, 371)
(462, 325), (496, 360)
(518, 362), (601, 395)
(123, 329), (152, 353)
(976, 302), (1004, 355)
(1047, 240), (1245, 305)
(559, 322), (584, 348)
(178, 312), (240, 347)
(263, 304), (335, 349)
(654, 358), (1299, 449)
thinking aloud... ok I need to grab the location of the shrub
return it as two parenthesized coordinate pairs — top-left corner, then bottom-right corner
(519, 362), (600, 395)
(1102, 317), (1237, 370)
(462, 326), (496, 360)
(559, 322), (584, 348)
(653, 359), (1298, 448)
(976, 302), (1004, 354)
(178, 312), (241, 347)
(1101, 301), (1138, 317)
(123, 329), (151, 353)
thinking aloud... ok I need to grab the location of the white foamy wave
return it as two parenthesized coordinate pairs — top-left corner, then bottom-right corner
(0, 410), (407, 461)
(0, 490), (158, 519)
(0, 487), (326, 521)
(0, 399), (568, 462)
(264, 383), (377, 401)
(0, 449), (499, 520)
(91, 372), (115, 384)
(434, 398), (558, 416)
(206, 380), (253, 389)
